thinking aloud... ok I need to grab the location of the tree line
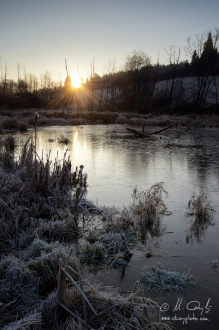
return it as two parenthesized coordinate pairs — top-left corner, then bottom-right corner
(1, 28), (219, 114)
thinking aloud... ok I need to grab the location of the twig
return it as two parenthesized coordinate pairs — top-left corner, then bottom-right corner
(61, 268), (97, 315)
(58, 301), (93, 329)
(75, 259), (88, 329)
(57, 259), (63, 304)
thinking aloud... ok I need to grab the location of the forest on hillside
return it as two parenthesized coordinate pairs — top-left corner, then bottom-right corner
(1, 29), (219, 115)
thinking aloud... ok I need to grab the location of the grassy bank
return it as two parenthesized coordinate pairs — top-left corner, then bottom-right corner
(1, 108), (219, 133)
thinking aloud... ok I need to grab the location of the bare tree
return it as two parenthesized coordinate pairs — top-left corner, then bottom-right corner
(125, 50), (150, 71)
(18, 80), (28, 94)
(17, 63), (21, 84)
(122, 50), (155, 113)
(164, 44), (184, 110)
(103, 59), (120, 109)
(2, 63), (7, 96)
(88, 57), (95, 111)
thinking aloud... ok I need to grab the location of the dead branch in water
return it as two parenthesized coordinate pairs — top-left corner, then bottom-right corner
(127, 123), (174, 137)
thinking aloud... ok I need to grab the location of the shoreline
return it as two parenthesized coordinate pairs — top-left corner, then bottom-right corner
(0, 108), (219, 134)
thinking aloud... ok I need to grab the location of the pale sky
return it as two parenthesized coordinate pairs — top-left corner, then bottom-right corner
(0, 0), (219, 83)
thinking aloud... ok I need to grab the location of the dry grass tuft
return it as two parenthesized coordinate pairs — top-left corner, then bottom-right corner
(101, 206), (134, 232)
(187, 189), (215, 221)
(37, 218), (79, 242)
(130, 183), (167, 237)
(186, 189), (215, 242)
(79, 241), (108, 265)
(27, 247), (76, 291)
(27, 238), (61, 258)
(79, 227), (135, 271)
(58, 133), (70, 144)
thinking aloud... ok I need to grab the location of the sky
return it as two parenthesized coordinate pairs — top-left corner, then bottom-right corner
(0, 0), (219, 84)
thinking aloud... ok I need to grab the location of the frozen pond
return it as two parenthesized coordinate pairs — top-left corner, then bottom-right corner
(14, 124), (219, 329)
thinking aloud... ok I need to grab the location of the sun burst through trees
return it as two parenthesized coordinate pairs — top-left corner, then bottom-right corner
(70, 73), (82, 88)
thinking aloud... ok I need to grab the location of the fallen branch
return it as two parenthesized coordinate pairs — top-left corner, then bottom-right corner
(126, 127), (148, 137)
(127, 123), (174, 137)
(148, 123), (174, 134)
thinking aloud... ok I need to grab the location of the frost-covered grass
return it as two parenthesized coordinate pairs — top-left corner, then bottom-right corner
(186, 189), (215, 242)
(0, 135), (87, 253)
(26, 238), (61, 258)
(0, 134), (88, 325)
(27, 247), (76, 286)
(129, 183), (168, 239)
(141, 264), (196, 293)
(37, 217), (79, 242)
(79, 241), (108, 265)
(0, 255), (39, 327)
(1, 107), (218, 130)
(187, 189), (215, 221)
(77, 184), (168, 269)
(79, 230), (133, 268)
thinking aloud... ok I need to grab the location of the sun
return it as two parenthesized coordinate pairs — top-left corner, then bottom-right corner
(70, 73), (81, 88)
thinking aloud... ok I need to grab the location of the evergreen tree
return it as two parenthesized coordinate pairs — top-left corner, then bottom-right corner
(203, 32), (214, 53)
(201, 32), (218, 75)
(191, 50), (199, 63)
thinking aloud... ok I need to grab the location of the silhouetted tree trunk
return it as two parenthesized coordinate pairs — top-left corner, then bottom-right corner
(3, 64), (7, 96)
(88, 58), (95, 111)
(165, 44), (182, 111)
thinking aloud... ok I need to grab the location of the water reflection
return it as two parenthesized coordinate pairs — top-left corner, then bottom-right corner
(72, 130), (78, 147)
(186, 216), (215, 243)
(11, 125), (219, 307)
(185, 188), (216, 243)
(9, 124), (219, 327)
(15, 125), (219, 212)
(135, 216), (167, 244)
